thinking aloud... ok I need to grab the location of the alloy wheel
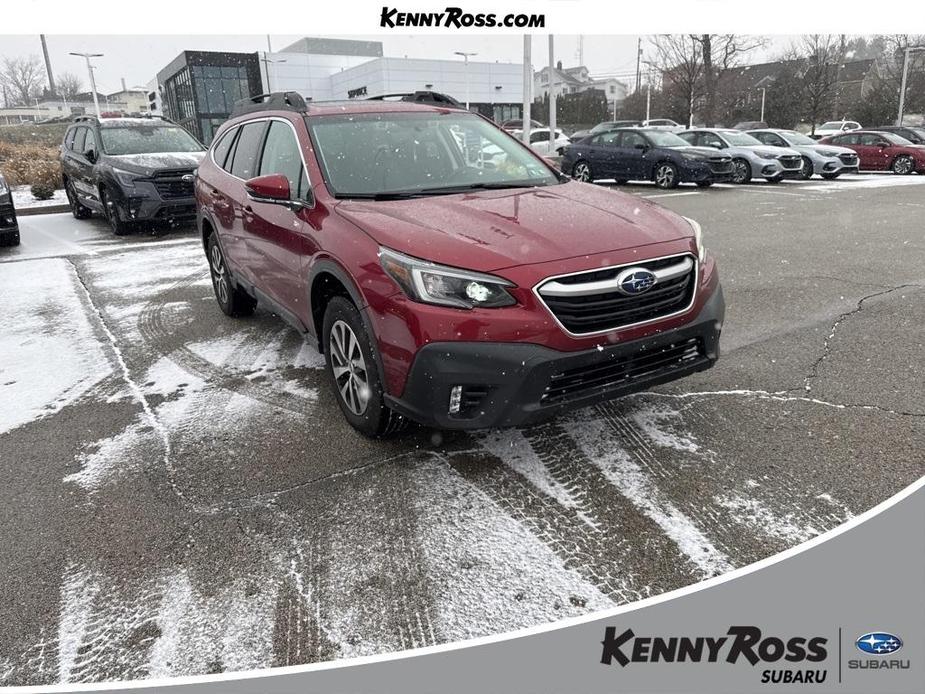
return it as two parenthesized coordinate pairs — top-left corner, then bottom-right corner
(800, 158), (814, 179)
(732, 160), (750, 184)
(893, 156), (914, 175)
(655, 164), (675, 188)
(209, 244), (229, 306)
(329, 320), (370, 416)
(573, 162), (591, 182)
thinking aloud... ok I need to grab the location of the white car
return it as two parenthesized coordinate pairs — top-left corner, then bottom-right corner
(812, 120), (861, 140)
(526, 128), (571, 156)
(641, 118), (684, 132)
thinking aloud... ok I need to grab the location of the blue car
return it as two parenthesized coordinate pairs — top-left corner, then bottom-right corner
(560, 128), (734, 189)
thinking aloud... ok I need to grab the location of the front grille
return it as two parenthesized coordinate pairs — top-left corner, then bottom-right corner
(838, 153), (858, 165)
(151, 169), (195, 199)
(537, 255), (697, 334)
(542, 337), (704, 404)
(709, 158), (733, 174)
(779, 155), (802, 169)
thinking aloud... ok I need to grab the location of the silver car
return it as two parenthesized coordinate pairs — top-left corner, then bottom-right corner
(747, 129), (860, 180)
(678, 128), (803, 183)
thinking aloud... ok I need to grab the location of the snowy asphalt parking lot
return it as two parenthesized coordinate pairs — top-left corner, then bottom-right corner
(1, 174), (923, 685)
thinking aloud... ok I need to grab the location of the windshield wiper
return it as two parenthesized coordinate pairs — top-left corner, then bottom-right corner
(416, 181), (547, 195)
(334, 191), (424, 200)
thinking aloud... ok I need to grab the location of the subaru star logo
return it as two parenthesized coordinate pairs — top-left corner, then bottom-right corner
(181, 174), (195, 183)
(856, 632), (903, 655)
(616, 268), (657, 296)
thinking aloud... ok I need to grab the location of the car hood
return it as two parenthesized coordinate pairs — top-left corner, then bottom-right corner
(335, 181), (694, 273)
(105, 151), (205, 176)
(798, 143), (857, 156)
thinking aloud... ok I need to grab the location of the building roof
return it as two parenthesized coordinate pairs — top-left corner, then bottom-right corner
(279, 37), (383, 57)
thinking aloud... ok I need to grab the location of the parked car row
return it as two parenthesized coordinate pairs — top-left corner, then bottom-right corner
(559, 123), (924, 188)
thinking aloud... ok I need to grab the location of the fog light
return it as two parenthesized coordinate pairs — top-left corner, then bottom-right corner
(449, 385), (462, 414)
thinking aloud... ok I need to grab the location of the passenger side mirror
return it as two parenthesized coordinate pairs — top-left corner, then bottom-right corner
(245, 173), (291, 202)
(634, 143), (648, 151)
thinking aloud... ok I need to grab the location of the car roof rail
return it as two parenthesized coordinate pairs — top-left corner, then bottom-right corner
(231, 91), (308, 117)
(366, 91), (463, 108)
(72, 115), (99, 123)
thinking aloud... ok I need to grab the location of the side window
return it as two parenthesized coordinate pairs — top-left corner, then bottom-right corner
(83, 128), (97, 154)
(598, 131), (621, 146)
(701, 132), (725, 149)
(72, 127), (87, 154)
(258, 120), (310, 200)
(212, 127), (238, 170)
(839, 134), (859, 145)
(621, 131), (647, 148)
(229, 121), (268, 180)
(860, 134), (883, 146)
(677, 131), (696, 145)
(755, 133), (781, 146)
(64, 128), (77, 151)
(529, 130), (548, 144)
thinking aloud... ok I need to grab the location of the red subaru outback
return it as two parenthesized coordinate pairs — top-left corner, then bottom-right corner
(195, 92), (724, 436)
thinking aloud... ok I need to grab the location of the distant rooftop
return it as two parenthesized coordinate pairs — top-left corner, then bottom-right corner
(278, 37), (383, 58)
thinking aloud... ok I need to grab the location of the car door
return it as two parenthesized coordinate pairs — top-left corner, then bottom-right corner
(222, 119), (269, 281)
(78, 127), (103, 210)
(245, 118), (317, 316)
(64, 127), (93, 204)
(583, 132), (618, 178)
(617, 130), (650, 179)
(857, 133), (890, 170)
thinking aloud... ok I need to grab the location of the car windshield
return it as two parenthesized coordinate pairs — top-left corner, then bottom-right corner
(645, 130), (690, 147)
(882, 132), (913, 145)
(720, 130), (763, 146)
(590, 122), (617, 134)
(779, 131), (817, 145)
(100, 125), (204, 155)
(819, 122), (845, 130)
(306, 111), (561, 197)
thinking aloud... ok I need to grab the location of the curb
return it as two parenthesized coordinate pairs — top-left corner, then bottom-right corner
(16, 204), (71, 216)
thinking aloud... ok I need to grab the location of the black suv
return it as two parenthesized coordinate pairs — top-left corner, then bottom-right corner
(60, 115), (206, 235)
(0, 173), (19, 246)
(871, 125), (925, 145)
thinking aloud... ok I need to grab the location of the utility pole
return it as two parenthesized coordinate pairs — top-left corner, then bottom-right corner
(40, 35), (56, 96)
(70, 52), (103, 117)
(759, 87), (767, 122)
(523, 35), (532, 145)
(897, 46), (925, 126)
(548, 36), (556, 152)
(635, 37), (642, 93)
(260, 54), (286, 93)
(454, 51), (477, 110)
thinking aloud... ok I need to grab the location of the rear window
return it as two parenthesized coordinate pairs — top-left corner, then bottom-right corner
(72, 127), (87, 153)
(211, 127), (238, 170)
(229, 121), (267, 180)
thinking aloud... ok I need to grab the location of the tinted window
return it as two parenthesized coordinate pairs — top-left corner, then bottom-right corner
(83, 128), (97, 154)
(258, 121), (309, 200)
(72, 127), (87, 153)
(212, 127), (238, 169)
(621, 131), (647, 148)
(596, 131), (621, 146)
(530, 130), (549, 144)
(754, 132), (784, 146)
(836, 134), (859, 145)
(100, 125), (204, 155)
(700, 132), (726, 148)
(677, 132), (696, 145)
(860, 134), (886, 146)
(64, 128), (77, 150)
(230, 121), (268, 180)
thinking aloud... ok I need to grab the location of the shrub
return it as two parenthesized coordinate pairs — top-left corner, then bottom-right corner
(0, 142), (62, 189)
(31, 183), (55, 200)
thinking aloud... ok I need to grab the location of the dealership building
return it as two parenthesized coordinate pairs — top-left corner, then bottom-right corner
(155, 37), (525, 142)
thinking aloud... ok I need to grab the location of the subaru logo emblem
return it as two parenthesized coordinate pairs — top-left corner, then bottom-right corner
(615, 268), (657, 296)
(181, 174), (195, 183)
(856, 632), (903, 655)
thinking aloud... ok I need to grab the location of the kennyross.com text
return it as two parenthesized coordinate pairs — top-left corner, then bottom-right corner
(380, 6), (545, 28)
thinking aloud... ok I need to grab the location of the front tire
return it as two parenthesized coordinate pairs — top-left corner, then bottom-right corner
(322, 296), (406, 438)
(65, 180), (92, 219)
(207, 233), (256, 318)
(572, 160), (593, 183)
(731, 158), (752, 184)
(654, 162), (679, 189)
(101, 189), (131, 236)
(892, 155), (915, 175)
(799, 157), (814, 180)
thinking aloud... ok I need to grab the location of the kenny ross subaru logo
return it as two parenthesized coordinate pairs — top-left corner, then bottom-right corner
(616, 267), (657, 296)
(856, 632), (903, 655)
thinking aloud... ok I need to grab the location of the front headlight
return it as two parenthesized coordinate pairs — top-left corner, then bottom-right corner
(684, 217), (706, 264)
(379, 248), (516, 309)
(112, 168), (143, 187)
(819, 150), (841, 157)
(680, 152), (705, 161)
(758, 150), (780, 160)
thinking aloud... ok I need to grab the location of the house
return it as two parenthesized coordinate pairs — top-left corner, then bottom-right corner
(534, 61), (628, 108)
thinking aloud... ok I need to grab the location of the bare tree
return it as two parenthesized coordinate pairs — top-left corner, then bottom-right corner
(56, 71), (83, 100)
(651, 35), (703, 127)
(695, 35), (768, 126)
(0, 55), (46, 106)
(798, 35), (848, 134)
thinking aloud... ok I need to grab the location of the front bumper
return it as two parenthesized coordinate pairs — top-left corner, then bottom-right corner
(114, 194), (197, 223)
(386, 284), (724, 430)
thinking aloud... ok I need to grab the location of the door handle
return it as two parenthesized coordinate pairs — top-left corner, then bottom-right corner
(242, 204), (255, 222)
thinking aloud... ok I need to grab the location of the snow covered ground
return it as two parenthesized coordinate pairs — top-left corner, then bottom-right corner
(11, 185), (67, 209)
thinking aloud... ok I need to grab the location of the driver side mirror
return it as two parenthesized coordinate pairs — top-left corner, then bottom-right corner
(245, 173), (313, 210)
(634, 143), (649, 151)
(85, 148), (97, 163)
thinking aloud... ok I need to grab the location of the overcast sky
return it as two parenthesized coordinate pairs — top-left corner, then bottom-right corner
(0, 34), (791, 95)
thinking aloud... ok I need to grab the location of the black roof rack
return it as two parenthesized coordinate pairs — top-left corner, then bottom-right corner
(231, 91), (308, 117)
(72, 115), (99, 123)
(366, 91), (463, 108)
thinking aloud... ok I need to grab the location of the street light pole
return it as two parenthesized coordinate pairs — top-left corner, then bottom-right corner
(454, 51), (477, 110)
(70, 52), (103, 117)
(642, 60), (656, 122)
(522, 36), (532, 145)
(897, 46), (925, 126)
(548, 36), (556, 153)
(759, 87), (767, 122)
